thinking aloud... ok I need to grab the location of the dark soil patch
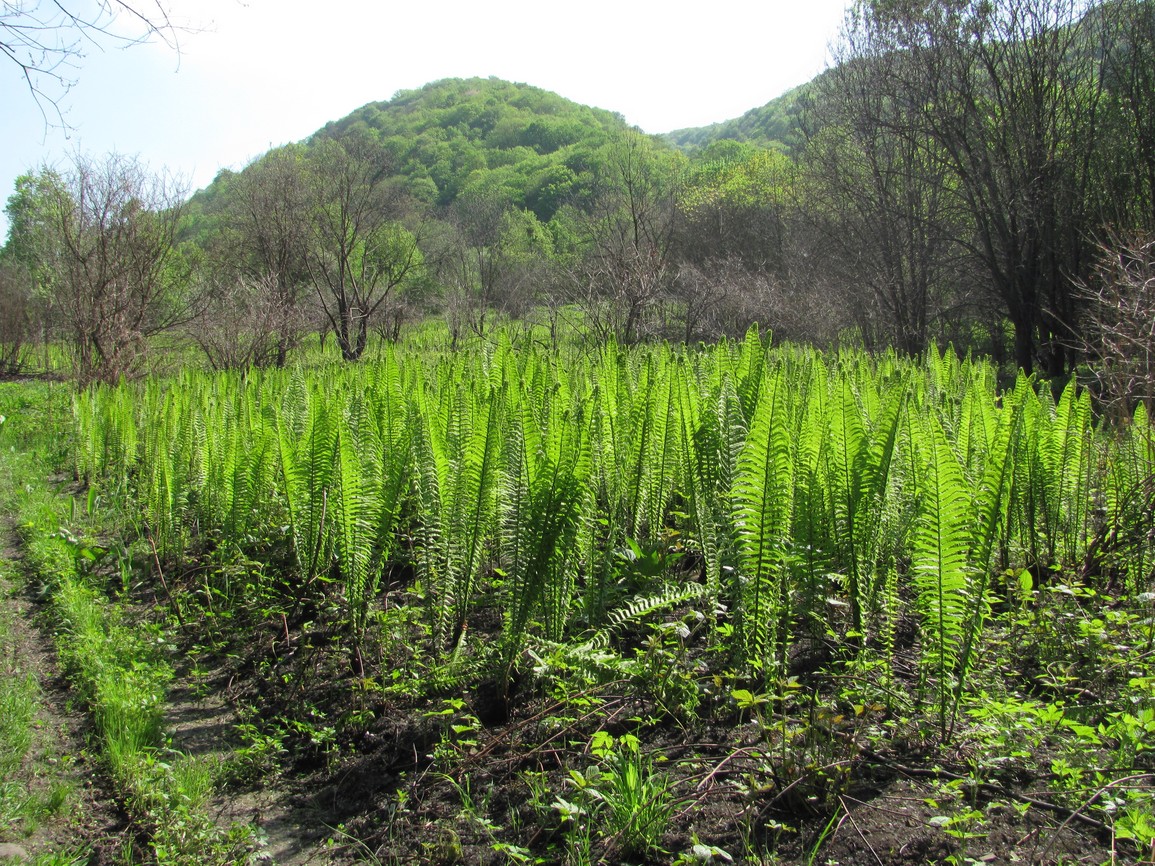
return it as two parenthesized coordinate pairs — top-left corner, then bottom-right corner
(177, 580), (1151, 866)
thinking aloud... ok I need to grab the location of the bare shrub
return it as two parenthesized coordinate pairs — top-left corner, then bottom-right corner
(190, 274), (305, 371)
(671, 258), (851, 346)
(1076, 233), (1155, 418)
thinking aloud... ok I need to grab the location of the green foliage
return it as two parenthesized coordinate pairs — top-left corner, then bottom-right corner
(10, 325), (1155, 863)
(10, 463), (252, 864)
(564, 732), (677, 858)
(68, 333), (1155, 756)
(913, 416), (972, 740)
(240, 77), (632, 221)
(664, 82), (811, 154)
(732, 362), (794, 674)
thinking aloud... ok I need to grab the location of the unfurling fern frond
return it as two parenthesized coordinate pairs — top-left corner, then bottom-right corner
(580, 582), (707, 652)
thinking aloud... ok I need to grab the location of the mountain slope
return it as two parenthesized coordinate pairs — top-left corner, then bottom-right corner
(312, 77), (635, 217)
(662, 80), (815, 154)
(186, 77), (639, 228)
(185, 74), (821, 237)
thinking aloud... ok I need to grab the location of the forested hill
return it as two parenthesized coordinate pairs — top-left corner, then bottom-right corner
(318, 77), (636, 214)
(320, 77), (628, 150)
(187, 75), (816, 226)
(662, 81), (813, 154)
(189, 77), (637, 224)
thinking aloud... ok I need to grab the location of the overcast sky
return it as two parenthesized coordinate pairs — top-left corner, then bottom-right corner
(1, 0), (850, 237)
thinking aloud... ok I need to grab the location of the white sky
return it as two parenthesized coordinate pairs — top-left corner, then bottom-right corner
(0, 0), (850, 237)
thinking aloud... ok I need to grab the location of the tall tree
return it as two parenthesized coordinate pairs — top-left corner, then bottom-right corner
(306, 133), (423, 360)
(570, 132), (682, 344)
(1098, 0), (1155, 232)
(677, 143), (793, 275)
(437, 185), (554, 342)
(839, 0), (1109, 373)
(17, 154), (188, 383)
(225, 144), (312, 366)
(801, 35), (966, 356)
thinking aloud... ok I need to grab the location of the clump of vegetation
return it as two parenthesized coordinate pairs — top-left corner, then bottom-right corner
(52, 330), (1155, 862)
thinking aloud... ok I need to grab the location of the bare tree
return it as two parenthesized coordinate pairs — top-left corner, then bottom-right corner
(37, 153), (189, 383)
(668, 260), (740, 344)
(434, 188), (553, 341)
(440, 188), (510, 340)
(672, 256), (849, 346)
(800, 33), (967, 357)
(0, 260), (33, 375)
(3, 2), (179, 121)
(570, 132), (681, 344)
(306, 134), (422, 361)
(224, 145), (312, 366)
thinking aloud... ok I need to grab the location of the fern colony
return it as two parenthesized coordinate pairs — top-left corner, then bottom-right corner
(72, 333), (1151, 717)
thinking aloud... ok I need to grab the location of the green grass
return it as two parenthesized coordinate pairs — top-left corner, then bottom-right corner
(0, 605), (40, 836)
(0, 556), (79, 852)
(1, 432), (255, 865)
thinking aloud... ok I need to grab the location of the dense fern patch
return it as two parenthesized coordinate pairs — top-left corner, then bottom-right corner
(58, 332), (1155, 863)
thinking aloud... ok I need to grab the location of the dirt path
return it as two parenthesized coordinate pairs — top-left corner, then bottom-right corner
(1, 499), (343, 866)
(164, 653), (340, 864)
(0, 533), (131, 863)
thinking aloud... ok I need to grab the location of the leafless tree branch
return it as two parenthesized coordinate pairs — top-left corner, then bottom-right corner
(2, 1), (180, 126)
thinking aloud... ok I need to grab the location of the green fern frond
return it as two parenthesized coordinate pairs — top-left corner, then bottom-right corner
(581, 582), (706, 651)
(732, 366), (794, 674)
(913, 416), (972, 741)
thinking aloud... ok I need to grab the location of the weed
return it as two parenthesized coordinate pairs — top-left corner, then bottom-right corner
(566, 731), (678, 858)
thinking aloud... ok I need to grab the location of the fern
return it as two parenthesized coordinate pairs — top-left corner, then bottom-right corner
(731, 365), (794, 675)
(276, 387), (336, 587)
(333, 396), (380, 654)
(822, 375), (906, 642)
(734, 324), (766, 426)
(580, 582), (706, 652)
(913, 416), (971, 741)
(950, 383), (1020, 733)
(677, 364), (724, 597)
(449, 382), (505, 650)
(500, 386), (589, 676)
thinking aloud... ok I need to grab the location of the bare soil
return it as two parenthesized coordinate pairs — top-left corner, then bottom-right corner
(164, 656), (340, 866)
(192, 595), (1134, 866)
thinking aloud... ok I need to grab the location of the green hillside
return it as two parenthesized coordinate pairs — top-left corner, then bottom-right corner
(188, 77), (636, 225)
(662, 80), (813, 153)
(318, 77), (636, 217)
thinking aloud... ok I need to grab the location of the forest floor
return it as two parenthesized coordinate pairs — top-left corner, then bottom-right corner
(159, 563), (1142, 866)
